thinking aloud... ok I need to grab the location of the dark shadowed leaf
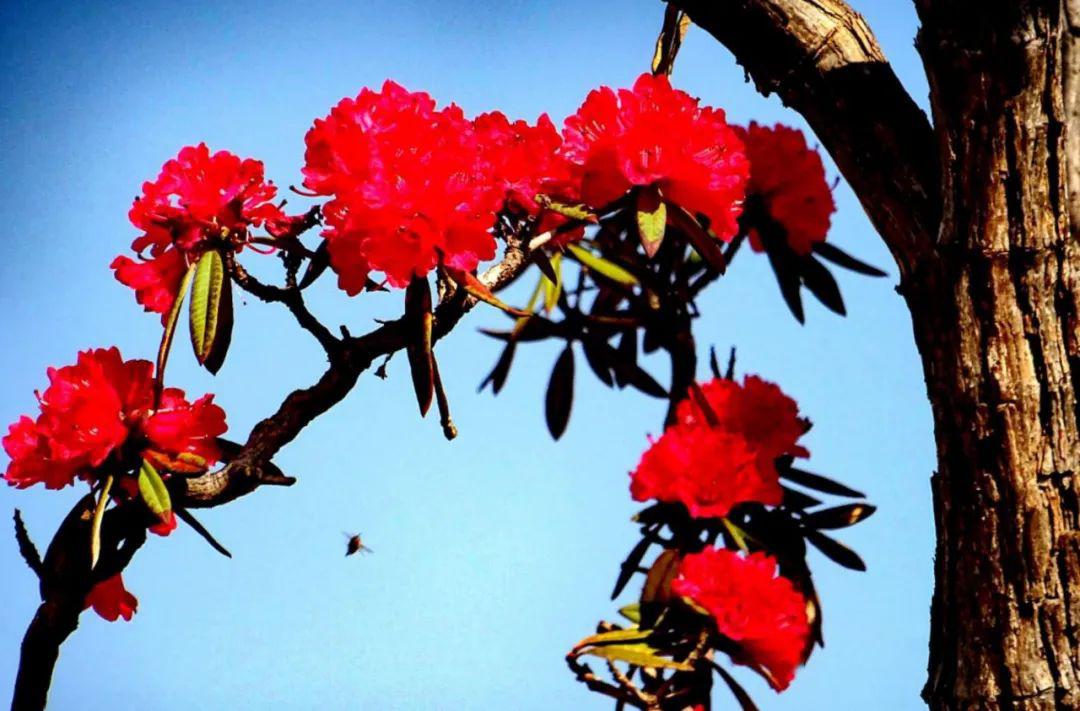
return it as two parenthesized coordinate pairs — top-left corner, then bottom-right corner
(582, 338), (615, 387)
(782, 487), (822, 511)
(545, 346), (575, 440)
(782, 467), (865, 498)
(405, 275), (434, 416)
(763, 240), (805, 323)
(709, 345), (722, 380)
(612, 535), (654, 600)
(802, 257), (846, 316)
(299, 239), (331, 288)
(175, 508), (232, 558)
(480, 316), (561, 343)
(805, 530), (866, 571)
(603, 340), (667, 399)
(641, 549), (680, 627)
(13, 509), (42, 576)
(613, 330), (638, 388)
(668, 203), (726, 271)
(533, 250), (559, 285)
(713, 663), (761, 711)
(479, 339), (517, 395)
(803, 504), (876, 530)
(636, 185), (667, 258)
(813, 242), (888, 277)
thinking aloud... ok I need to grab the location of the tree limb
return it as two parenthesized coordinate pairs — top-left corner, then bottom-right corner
(675, 0), (940, 278)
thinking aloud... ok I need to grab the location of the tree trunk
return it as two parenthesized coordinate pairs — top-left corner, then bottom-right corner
(913, 3), (1080, 708)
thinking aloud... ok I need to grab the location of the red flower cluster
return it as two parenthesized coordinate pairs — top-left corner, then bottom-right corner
(673, 548), (809, 691)
(735, 123), (835, 255)
(2, 348), (227, 500)
(561, 73), (749, 239)
(303, 82), (566, 292)
(85, 574), (138, 623)
(111, 143), (284, 318)
(630, 376), (808, 518)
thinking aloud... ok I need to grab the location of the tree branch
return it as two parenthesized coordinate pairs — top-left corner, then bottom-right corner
(675, 0), (940, 277)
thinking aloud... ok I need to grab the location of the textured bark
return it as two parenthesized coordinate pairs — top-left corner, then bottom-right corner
(680, 0), (1080, 708)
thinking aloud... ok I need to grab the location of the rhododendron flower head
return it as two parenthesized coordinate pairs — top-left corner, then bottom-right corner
(673, 548), (810, 690)
(561, 73), (749, 239)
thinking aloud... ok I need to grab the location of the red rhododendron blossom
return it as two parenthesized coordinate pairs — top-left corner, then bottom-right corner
(303, 81), (501, 291)
(561, 72), (749, 239)
(630, 425), (781, 518)
(111, 143), (284, 318)
(2, 348), (227, 501)
(677, 376), (810, 469)
(85, 574), (138, 622)
(673, 548), (810, 691)
(474, 111), (567, 215)
(735, 123), (835, 255)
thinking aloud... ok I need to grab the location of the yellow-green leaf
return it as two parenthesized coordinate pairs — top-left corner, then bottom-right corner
(535, 195), (598, 223)
(155, 262), (195, 402)
(189, 249), (230, 372)
(636, 186), (667, 258)
(137, 459), (172, 524)
(618, 603), (642, 624)
(581, 643), (693, 671)
(89, 474), (114, 570)
(566, 243), (638, 287)
(543, 252), (562, 313)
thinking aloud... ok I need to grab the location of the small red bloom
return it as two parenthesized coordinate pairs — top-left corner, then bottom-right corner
(673, 548), (810, 691)
(561, 73), (749, 239)
(677, 376), (810, 469)
(112, 144), (284, 318)
(85, 574), (138, 622)
(735, 123), (835, 255)
(630, 425), (780, 518)
(303, 81), (501, 291)
(2, 348), (227, 503)
(474, 111), (572, 215)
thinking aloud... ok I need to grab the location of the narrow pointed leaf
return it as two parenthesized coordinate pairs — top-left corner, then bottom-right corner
(782, 487), (822, 510)
(89, 474), (114, 569)
(612, 535), (654, 599)
(812, 242), (887, 277)
(535, 194), (598, 223)
(13, 509), (43, 576)
(543, 252), (562, 313)
(763, 241), (805, 323)
(533, 251), (559, 287)
(575, 628), (653, 649)
(545, 346), (575, 440)
(175, 508), (232, 558)
(566, 243), (638, 287)
(803, 504), (876, 530)
(613, 330), (638, 388)
(636, 186), (667, 258)
(444, 266), (528, 316)
(202, 274), (233, 375)
(137, 459), (172, 526)
(582, 643), (693, 671)
(299, 239), (331, 288)
(805, 530), (866, 571)
(618, 603), (642, 624)
(713, 663), (762, 711)
(480, 340), (517, 395)
(668, 203), (726, 271)
(189, 249), (232, 372)
(802, 257), (846, 316)
(709, 345), (722, 380)
(405, 275), (435, 416)
(155, 262), (195, 401)
(641, 549), (680, 626)
(782, 467), (865, 498)
(582, 338), (615, 387)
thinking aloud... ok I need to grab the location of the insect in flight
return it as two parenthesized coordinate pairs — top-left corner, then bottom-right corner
(345, 533), (373, 557)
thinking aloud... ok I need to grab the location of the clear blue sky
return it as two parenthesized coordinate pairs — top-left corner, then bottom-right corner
(0, 1), (934, 708)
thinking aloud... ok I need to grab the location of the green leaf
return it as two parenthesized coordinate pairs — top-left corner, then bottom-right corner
(803, 504), (876, 530)
(535, 194), (598, 223)
(722, 517), (751, 552)
(137, 459), (172, 526)
(581, 643), (693, 671)
(532, 251), (560, 286)
(543, 252), (563, 313)
(155, 262), (195, 399)
(641, 549), (680, 627)
(545, 346), (575, 440)
(89, 474), (114, 570)
(636, 186), (667, 258)
(189, 249), (233, 373)
(566, 243), (638, 287)
(175, 508), (232, 558)
(405, 275), (435, 416)
(618, 603), (642, 624)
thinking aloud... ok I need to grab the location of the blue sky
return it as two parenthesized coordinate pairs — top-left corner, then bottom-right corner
(0, 1), (934, 708)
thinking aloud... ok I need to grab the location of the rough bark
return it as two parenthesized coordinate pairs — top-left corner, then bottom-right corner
(680, 0), (1080, 708)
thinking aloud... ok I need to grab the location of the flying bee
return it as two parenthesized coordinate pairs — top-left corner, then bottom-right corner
(344, 533), (373, 557)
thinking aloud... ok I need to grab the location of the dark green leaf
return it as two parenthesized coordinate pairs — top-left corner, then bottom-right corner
(175, 508), (232, 558)
(803, 504), (876, 530)
(613, 330), (638, 389)
(641, 549), (680, 627)
(713, 663), (761, 711)
(668, 203), (726, 271)
(805, 530), (866, 571)
(782, 467), (865, 498)
(545, 346), (575, 440)
(763, 239), (805, 323)
(532, 250), (559, 285)
(813, 242), (888, 277)
(582, 338), (615, 387)
(299, 239), (331, 288)
(479, 339), (517, 395)
(782, 487), (821, 510)
(405, 275), (434, 416)
(802, 257), (846, 316)
(612, 535), (654, 599)
(189, 249), (233, 373)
